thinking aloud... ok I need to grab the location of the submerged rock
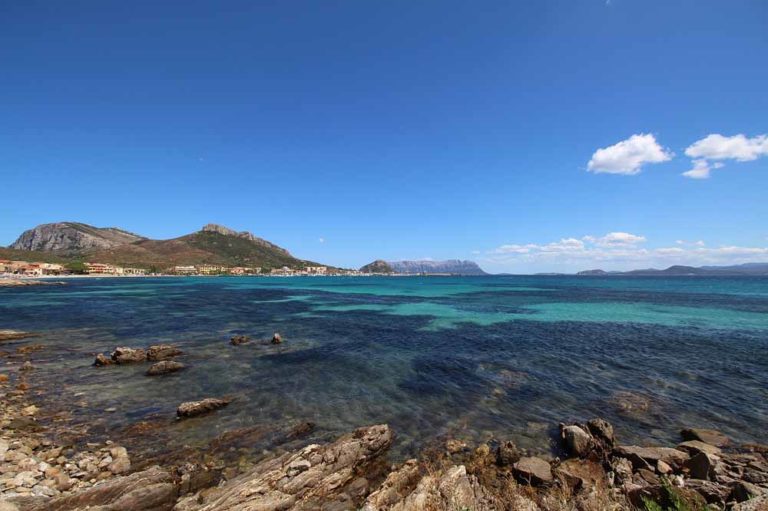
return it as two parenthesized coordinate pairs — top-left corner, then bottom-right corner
(229, 335), (250, 346)
(147, 344), (183, 361)
(111, 347), (146, 364)
(147, 360), (186, 376)
(177, 398), (231, 419)
(93, 353), (114, 366)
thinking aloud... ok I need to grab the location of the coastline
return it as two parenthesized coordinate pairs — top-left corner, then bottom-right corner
(1, 334), (766, 510)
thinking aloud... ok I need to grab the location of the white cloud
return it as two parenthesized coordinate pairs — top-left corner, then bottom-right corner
(587, 134), (673, 175)
(318, 237), (325, 243)
(484, 232), (768, 273)
(683, 134), (768, 179)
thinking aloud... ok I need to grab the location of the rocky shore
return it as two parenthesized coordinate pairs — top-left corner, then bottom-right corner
(0, 279), (64, 287)
(1, 333), (767, 510)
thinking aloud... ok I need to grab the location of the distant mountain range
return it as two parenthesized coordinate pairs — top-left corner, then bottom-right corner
(3, 222), (321, 270)
(359, 259), (486, 275)
(577, 263), (768, 276)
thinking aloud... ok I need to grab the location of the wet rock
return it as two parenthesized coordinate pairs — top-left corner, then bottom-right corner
(111, 347), (146, 364)
(677, 439), (722, 456)
(176, 424), (392, 511)
(614, 445), (689, 471)
(0, 330), (38, 342)
(496, 440), (520, 466)
(93, 353), (114, 366)
(271, 332), (282, 344)
(20, 361), (34, 372)
(514, 456), (553, 486)
(176, 398), (231, 419)
(561, 424), (593, 458)
(146, 344), (183, 361)
(586, 417), (615, 447)
(21, 466), (177, 511)
(229, 335), (250, 346)
(681, 427), (730, 447)
(146, 360), (186, 376)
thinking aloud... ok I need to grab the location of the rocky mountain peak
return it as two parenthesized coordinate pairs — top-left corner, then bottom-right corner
(9, 222), (144, 253)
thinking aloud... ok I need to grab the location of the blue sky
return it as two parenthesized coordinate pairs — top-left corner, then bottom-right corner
(1, 0), (767, 273)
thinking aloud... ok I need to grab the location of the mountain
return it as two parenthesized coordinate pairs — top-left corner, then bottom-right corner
(5, 222), (321, 270)
(359, 259), (486, 275)
(10, 222), (144, 253)
(577, 263), (768, 276)
(359, 260), (394, 273)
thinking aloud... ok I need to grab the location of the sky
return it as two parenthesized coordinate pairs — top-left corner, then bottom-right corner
(1, 0), (767, 273)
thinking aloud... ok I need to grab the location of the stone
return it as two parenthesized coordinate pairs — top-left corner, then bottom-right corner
(111, 347), (146, 364)
(271, 332), (282, 344)
(656, 460), (672, 474)
(146, 344), (182, 361)
(685, 479), (730, 505)
(587, 418), (615, 447)
(514, 456), (553, 486)
(177, 398), (231, 419)
(731, 494), (768, 511)
(146, 360), (186, 376)
(561, 425), (593, 458)
(93, 353), (114, 366)
(56, 473), (74, 492)
(229, 335), (250, 346)
(731, 481), (767, 502)
(0, 374), (9, 383)
(685, 452), (719, 481)
(554, 458), (606, 492)
(680, 428), (730, 447)
(496, 440), (520, 466)
(20, 361), (34, 372)
(677, 440), (722, 456)
(445, 439), (467, 454)
(108, 456), (131, 475)
(614, 445), (690, 470)
(175, 425), (392, 511)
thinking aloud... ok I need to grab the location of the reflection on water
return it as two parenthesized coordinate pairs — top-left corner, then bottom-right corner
(1, 275), (766, 459)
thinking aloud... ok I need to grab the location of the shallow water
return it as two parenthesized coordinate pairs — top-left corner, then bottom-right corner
(1, 275), (766, 458)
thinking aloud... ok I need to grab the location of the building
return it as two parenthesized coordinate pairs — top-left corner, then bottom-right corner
(40, 263), (64, 275)
(123, 267), (147, 275)
(171, 265), (197, 275)
(85, 263), (124, 275)
(196, 264), (225, 275)
(305, 266), (328, 275)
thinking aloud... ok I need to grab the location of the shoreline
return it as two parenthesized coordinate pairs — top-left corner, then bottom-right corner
(1, 334), (766, 510)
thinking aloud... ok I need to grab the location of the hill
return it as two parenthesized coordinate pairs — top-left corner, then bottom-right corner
(360, 259), (486, 275)
(359, 260), (394, 273)
(577, 263), (768, 276)
(5, 222), (322, 271)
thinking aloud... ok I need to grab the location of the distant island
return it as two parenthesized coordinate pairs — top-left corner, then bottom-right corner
(577, 263), (768, 276)
(359, 259), (487, 275)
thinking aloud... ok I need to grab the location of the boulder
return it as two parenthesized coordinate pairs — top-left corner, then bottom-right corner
(111, 347), (146, 364)
(175, 424), (392, 511)
(561, 425), (593, 458)
(146, 344), (182, 361)
(587, 418), (615, 447)
(684, 452), (719, 480)
(271, 332), (282, 344)
(731, 481), (767, 502)
(554, 458), (606, 492)
(681, 428), (730, 447)
(177, 398), (231, 419)
(229, 335), (249, 346)
(93, 353), (114, 366)
(496, 440), (520, 466)
(677, 440), (722, 457)
(20, 466), (177, 511)
(614, 445), (689, 471)
(514, 456), (553, 486)
(146, 361), (186, 376)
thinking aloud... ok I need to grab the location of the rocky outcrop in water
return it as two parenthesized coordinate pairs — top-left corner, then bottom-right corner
(176, 398), (231, 419)
(9, 222), (143, 253)
(146, 361), (186, 376)
(147, 345), (183, 361)
(0, 331), (37, 342)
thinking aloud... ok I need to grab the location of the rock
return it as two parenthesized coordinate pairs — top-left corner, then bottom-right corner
(146, 344), (183, 361)
(445, 439), (467, 454)
(587, 418), (615, 447)
(146, 360), (186, 376)
(681, 428), (730, 447)
(108, 456), (131, 475)
(20, 361), (34, 372)
(496, 440), (520, 466)
(271, 332), (282, 344)
(176, 424), (392, 511)
(109, 446), (128, 459)
(361, 459), (421, 510)
(111, 347), (146, 364)
(22, 466), (177, 511)
(0, 373), (9, 383)
(54, 473), (74, 491)
(0, 330), (37, 342)
(229, 335), (250, 346)
(656, 460), (672, 475)
(93, 353), (114, 366)
(677, 440), (722, 456)
(176, 398), (231, 419)
(610, 391), (653, 416)
(561, 425), (593, 458)
(627, 484), (707, 510)
(685, 452), (719, 480)
(614, 445), (689, 471)
(554, 458), (606, 492)
(21, 405), (38, 416)
(731, 494), (768, 511)
(685, 479), (730, 505)
(514, 457), (553, 486)
(731, 481), (767, 502)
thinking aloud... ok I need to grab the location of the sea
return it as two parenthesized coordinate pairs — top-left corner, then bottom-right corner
(1, 275), (766, 458)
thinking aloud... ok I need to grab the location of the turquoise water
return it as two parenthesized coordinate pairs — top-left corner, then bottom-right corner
(1, 275), (766, 457)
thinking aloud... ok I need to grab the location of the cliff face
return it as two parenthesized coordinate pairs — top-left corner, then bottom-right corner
(10, 223), (144, 253)
(388, 260), (486, 275)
